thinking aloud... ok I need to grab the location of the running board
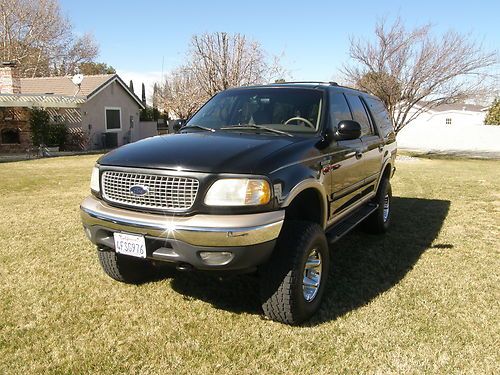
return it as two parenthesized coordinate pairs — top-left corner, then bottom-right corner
(326, 203), (379, 244)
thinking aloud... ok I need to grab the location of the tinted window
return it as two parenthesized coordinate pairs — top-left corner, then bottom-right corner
(105, 109), (121, 130)
(364, 97), (393, 137)
(187, 88), (323, 134)
(329, 93), (352, 132)
(345, 94), (372, 136)
(192, 95), (237, 125)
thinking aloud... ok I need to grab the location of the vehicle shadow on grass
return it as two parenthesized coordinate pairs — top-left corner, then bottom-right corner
(169, 197), (451, 324)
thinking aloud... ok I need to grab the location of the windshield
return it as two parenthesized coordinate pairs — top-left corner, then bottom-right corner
(186, 88), (323, 134)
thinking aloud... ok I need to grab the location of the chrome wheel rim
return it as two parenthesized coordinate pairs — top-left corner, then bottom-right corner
(303, 248), (322, 302)
(383, 194), (390, 222)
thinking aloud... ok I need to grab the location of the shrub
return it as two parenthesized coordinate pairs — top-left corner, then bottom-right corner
(484, 99), (500, 125)
(140, 106), (160, 121)
(47, 123), (68, 148)
(29, 108), (68, 147)
(29, 108), (50, 146)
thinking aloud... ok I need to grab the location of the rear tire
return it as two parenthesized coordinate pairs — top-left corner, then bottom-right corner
(363, 177), (392, 234)
(97, 247), (155, 284)
(259, 221), (329, 325)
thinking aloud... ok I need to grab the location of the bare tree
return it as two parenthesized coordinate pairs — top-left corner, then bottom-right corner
(0, 0), (99, 77)
(187, 32), (284, 97)
(154, 32), (289, 118)
(157, 66), (207, 120)
(343, 18), (498, 133)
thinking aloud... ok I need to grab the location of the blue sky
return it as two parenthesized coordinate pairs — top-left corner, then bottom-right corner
(60, 0), (499, 96)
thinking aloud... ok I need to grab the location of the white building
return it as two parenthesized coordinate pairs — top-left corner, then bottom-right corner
(397, 102), (500, 155)
(408, 102), (486, 127)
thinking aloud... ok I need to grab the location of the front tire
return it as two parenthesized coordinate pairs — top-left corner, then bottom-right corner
(97, 247), (155, 284)
(259, 221), (330, 325)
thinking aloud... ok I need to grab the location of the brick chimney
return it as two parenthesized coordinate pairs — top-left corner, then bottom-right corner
(0, 62), (21, 94)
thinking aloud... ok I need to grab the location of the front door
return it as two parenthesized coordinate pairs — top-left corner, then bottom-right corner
(325, 92), (366, 220)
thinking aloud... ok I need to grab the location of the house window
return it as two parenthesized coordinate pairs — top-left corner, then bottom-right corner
(445, 118), (452, 125)
(1, 128), (21, 144)
(105, 108), (121, 131)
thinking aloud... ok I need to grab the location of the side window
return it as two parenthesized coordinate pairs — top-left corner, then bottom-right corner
(364, 97), (393, 137)
(329, 93), (352, 132)
(345, 94), (372, 136)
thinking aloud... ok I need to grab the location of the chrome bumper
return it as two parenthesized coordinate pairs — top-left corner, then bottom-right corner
(80, 196), (285, 247)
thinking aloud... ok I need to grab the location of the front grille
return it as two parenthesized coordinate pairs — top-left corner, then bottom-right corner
(101, 170), (199, 211)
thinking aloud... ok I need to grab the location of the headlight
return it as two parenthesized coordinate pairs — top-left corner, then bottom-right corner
(204, 178), (271, 206)
(90, 165), (100, 192)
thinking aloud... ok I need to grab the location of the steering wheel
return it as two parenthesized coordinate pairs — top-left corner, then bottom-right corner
(284, 116), (315, 129)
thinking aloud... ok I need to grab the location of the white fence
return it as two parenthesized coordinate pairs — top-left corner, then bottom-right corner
(397, 123), (500, 154)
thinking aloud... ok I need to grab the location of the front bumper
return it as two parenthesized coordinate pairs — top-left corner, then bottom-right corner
(80, 196), (284, 270)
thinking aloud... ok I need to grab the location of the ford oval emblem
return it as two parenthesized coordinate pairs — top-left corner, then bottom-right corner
(129, 185), (149, 196)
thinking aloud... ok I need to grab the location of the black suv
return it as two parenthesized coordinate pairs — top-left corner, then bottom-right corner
(80, 82), (396, 324)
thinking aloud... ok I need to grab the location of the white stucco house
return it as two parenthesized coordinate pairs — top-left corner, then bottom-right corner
(397, 101), (500, 155)
(0, 62), (158, 153)
(407, 102), (486, 127)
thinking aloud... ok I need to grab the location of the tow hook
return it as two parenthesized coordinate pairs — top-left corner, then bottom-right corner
(176, 263), (194, 272)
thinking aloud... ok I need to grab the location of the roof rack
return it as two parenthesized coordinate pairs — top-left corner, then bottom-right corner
(274, 81), (339, 86)
(270, 80), (374, 95)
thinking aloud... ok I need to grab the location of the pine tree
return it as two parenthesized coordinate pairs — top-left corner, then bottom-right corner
(141, 83), (146, 106)
(484, 99), (500, 125)
(152, 83), (159, 109)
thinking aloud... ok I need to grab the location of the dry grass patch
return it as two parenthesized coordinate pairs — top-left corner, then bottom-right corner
(0, 155), (499, 374)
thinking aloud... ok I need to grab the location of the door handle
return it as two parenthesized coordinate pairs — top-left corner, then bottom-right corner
(355, 151), (363, 159)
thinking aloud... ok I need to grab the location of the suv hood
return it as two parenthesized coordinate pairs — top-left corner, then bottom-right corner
(98, 132), (299, 174)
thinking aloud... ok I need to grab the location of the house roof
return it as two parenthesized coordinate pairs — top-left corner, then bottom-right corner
(431, 103), (485, 113)
(19, 74), (145, 109)
(417, 101), (485, 113)
(20, 74), (113, 97)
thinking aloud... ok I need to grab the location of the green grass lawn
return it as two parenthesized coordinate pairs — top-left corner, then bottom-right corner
(0, 155), (499, 374)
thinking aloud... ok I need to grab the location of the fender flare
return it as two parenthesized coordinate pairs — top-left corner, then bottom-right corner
(281, 179), (328, 229)
(375, 159), (393, 193)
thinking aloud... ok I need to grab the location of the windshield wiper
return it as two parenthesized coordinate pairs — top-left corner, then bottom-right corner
(180, 124), (215, 132)
(220, 124), (293, 137)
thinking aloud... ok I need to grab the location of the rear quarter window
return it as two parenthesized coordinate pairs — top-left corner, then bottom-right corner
(364, 97), (394, 138)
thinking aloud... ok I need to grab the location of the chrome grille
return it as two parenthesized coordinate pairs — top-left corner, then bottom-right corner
(101, 171), (199, 211)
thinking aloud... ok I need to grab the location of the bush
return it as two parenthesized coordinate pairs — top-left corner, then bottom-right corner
(29, 108), (68, 147)
(140, 106), (160, 121)
(47, 123), (68, 148)
(29, 108), (50, 146)
(484, 99), (500, 125)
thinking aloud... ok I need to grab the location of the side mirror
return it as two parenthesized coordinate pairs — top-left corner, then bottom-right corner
(173, 122), (182, 133)
(335, 120), (361, 140)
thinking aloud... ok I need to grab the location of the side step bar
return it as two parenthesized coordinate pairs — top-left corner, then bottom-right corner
(326, 203), (379, 244)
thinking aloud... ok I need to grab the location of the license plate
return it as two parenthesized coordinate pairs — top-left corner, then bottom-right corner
(114, 232), (146, 258)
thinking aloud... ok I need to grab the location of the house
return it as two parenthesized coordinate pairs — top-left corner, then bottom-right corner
(407, 102), (486, 127)
(0, 62), (156, 154)
(397, 102), (500, 154)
